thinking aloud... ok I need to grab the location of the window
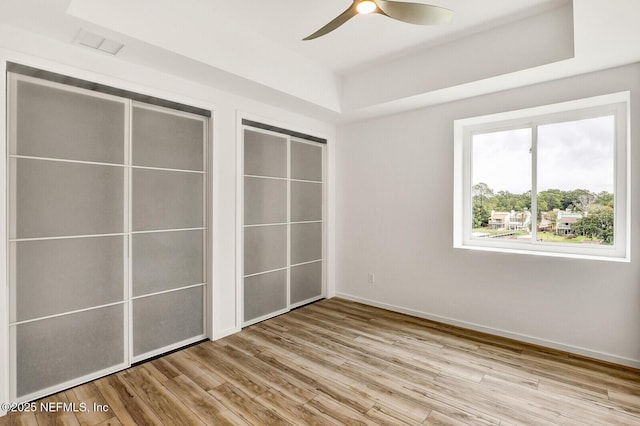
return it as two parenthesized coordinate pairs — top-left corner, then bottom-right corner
(454, 92), (629, 261)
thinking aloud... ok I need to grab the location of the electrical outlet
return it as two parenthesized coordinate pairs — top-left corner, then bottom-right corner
(368, 272), (375, 284)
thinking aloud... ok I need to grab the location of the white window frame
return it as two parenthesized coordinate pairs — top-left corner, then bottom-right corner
(454, 92), (630, 262)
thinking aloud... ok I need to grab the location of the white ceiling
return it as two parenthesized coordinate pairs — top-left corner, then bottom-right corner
(207, 0), (560, 74)
(1, 0), (640, 123)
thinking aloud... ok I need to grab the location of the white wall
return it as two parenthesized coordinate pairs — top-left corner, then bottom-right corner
(336, 63), (640, 367)
(0, 24), (336, 409)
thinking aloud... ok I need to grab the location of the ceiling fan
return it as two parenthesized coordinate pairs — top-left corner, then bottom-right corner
(303, 0), (453, 40)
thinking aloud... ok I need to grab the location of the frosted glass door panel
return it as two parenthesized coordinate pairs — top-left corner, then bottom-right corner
(132, 230), (203, 297)
(13, 79), (125, 164)
(8, 73), (209, 402)
(291, 222), (323, 265)
(244, 270), (287, 322)
(11, 236), (124, 322)
(244, 177), (287, 225)
(15, 304), (124, 398)
(243, 225), (287, 276)
(12, 158), (124, 239)
(290, 181), (322, 222)
(291, 141), (322, 181)
(132, 286), (204, 356)
(132, 106), (204, 171)
(130, 103), (206, 361)
(291, 261), (322, 304)
(244, 130), (287, 177)
(242, 126), (325, 325)
(132, 168), (203, 231)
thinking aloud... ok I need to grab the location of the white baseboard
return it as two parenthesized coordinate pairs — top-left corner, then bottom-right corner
(334, 292), (640, 369)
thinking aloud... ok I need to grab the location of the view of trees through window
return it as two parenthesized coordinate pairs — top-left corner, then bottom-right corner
(471, 115), (615, 245)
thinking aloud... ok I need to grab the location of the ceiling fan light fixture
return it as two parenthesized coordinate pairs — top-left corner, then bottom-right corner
(356, 0), (376, 14)
(302, 0), (453, 40)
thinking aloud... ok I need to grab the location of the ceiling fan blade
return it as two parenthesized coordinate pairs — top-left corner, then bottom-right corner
(303, 2), (359, 40)
(373, 0), (453, 25)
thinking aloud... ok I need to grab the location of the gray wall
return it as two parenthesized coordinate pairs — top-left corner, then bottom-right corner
(336, 63), (640, 366)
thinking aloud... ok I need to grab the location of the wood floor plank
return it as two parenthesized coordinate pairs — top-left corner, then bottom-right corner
(352, 358), (500, 425)
(140, 360), (172, 383)
(92, 374), (162, 426)
(306, 394), (379, 426)
(253, 350), (376, 414)
(3, 298), (640, 426)
(255, 388), (340, 426)
(163, 349), (208, 379)
(336, 362), (433, 422)
(180, 346), (228, 387)
(93, 417), (122, 426)
(377, 365), (501, 425)
(609, 388), (640, 408)
(211, 344), (318, 404)
(366, 403), (428, 425)
(278, 355), (378, 414)
(120, 365), (205, 425)
(252, 324), (347, 367)
(285, 312), (446, 382)
(189, 343), (271, 398)
(288, 309), (362, 340)
(231, 327), (301, 361)
(438, 344), (542, 383)
(389, 338), (487, 383)
(477, 374), (597, 426)
(65, 383), (112, 426)
(0, 411), (38, 426)
(220, 333), (263, 356)
(424, 409), (471, 425)
(208, 382), (290, 425)
(148, 358), (182, 382)
(277, 314), (400, 371)
(34, 393), (80, 426)
(163, 374), (249, 425)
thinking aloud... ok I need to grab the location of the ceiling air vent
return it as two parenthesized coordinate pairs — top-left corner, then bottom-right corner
(75, 29), (124, 55)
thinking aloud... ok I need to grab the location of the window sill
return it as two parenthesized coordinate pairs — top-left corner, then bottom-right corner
(454, 243), (630, 263)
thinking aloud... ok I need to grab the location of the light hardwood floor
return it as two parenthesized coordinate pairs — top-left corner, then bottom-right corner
(2, 298), (640, 425)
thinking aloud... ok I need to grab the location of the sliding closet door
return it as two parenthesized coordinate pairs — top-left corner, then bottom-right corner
(7, 73), (209, 402)
(8, 74), (128, 400)
(290, 140), (324, 305)
(130, 104), (207, 360)
(243, 129), (288, 323)
(242, 126), (324, 325)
